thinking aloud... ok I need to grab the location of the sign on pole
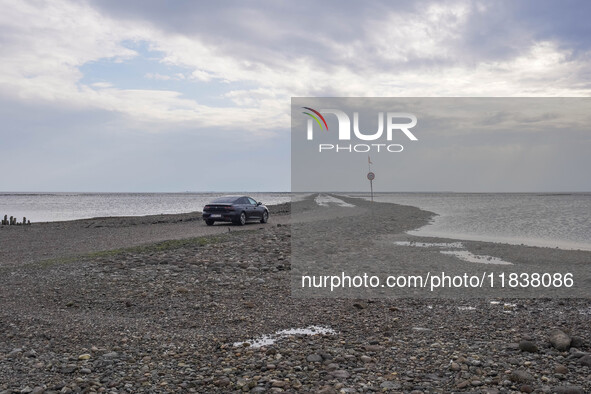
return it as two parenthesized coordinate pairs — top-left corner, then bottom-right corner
(367, 172), (375, 202)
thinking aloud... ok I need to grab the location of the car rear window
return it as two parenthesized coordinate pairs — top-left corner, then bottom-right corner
(211, 196), (239, 203)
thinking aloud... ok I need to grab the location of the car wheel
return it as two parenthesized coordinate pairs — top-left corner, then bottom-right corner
(205, 219), (214, 226)
(260, 210), (268, 223)
(235, 212), (246, 226)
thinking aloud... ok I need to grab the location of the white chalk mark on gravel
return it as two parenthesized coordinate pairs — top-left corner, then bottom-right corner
(315, 195), (355, 207)
(440, 250), (513, 265)
(233, 325), (337, 348)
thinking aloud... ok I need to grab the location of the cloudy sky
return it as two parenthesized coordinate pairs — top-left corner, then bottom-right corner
(1, 0), (590, 192)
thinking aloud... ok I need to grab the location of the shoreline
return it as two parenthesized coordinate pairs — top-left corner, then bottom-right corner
(344, 193), (591, 253)
(4, 192), (589, 252)
(0, 202), (291, 226)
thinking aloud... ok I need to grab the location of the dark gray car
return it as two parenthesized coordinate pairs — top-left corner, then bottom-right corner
(202, 195), (269, 226)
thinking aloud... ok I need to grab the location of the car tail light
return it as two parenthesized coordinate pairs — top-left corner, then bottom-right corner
(204, 205), (211, 210)
(224, 206), (235, 211)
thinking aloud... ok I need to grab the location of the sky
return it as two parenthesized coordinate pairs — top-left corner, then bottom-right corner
(1, 0), (590, 192)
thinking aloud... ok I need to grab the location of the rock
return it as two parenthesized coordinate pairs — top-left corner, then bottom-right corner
(102, 351), (119, 359)
(578, 354), (591, 367)
(553, 386), (585, 394)
(8, 348), (23, 357)
(570, 336), (585, 349)
(520, 384), (533, 393)
(78, 354), (91, 360)
(329, 370), (350, 379)
(79, 368), (91, 374)
(456, 380), (471, 389)
(364, 345), (384, 352)
(554, 364), (568, 374)
(549, 329), (571, 351)
(31, 388), (44, 394)
(510, 370), (533, 383)
(353, 302), (367, 310)
(317, 386), (336, 394)
(450, 362), (460, 371)
(359, 355), (372, 363)
(519, 340), (538, 353)
(306, 353), (322, 362)
(568, 349), (588, 359)
(271, 380), (286, 387)
(380, 381), (402, 389)
(60, 365), (76, 374)
(213, 377), (230, 387)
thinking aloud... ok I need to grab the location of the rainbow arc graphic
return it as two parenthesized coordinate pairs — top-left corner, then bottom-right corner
(302, 107), (328, 131)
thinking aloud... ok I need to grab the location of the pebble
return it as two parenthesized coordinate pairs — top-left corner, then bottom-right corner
(578, 355), (591, 367)
(549, 329), (571, 351)
(380, 381), (402, 389)
(329, 370), (350, 379)
(519, 340), (538, 353)
(520, 384), (533, 393)
(510, 370), (533, 383)
(553, 386), (585, 394)
(306, 354), (322, 362)
(555, 364), (569, 374)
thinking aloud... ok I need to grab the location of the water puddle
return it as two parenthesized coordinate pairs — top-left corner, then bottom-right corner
(440, 250), (513, 265)
(394, 241), (464, 248)
(394, 239), (514, 265)
(315, 195), (355, 207)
